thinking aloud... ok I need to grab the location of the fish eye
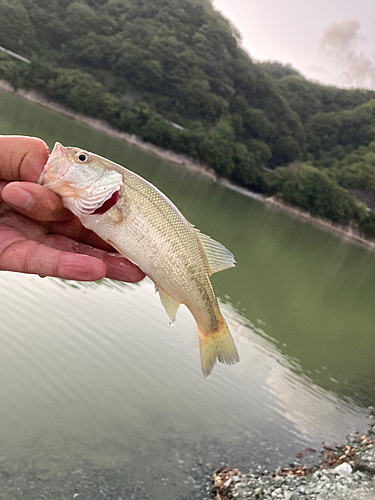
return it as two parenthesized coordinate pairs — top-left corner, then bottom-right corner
(75, 151), (90, 163)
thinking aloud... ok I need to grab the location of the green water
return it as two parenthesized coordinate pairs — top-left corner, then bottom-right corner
(0, 90), (374, 498)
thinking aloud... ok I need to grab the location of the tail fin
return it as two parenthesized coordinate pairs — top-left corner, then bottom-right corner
(198, 322), (239, 377)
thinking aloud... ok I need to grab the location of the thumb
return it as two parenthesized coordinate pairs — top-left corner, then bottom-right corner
(2, 182), (73, 221)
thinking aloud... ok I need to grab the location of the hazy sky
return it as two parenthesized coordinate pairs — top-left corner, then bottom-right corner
(213, 0), (375, 89)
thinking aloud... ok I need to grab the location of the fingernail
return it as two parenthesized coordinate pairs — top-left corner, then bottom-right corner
(7, 187), (33, 209)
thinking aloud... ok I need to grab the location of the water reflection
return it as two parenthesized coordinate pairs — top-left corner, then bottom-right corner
(0, 273), (368, 465)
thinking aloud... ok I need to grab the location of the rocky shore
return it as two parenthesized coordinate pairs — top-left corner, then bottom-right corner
(210, 409), (375, 500)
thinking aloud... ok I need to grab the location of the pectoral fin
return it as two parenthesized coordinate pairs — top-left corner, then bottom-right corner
(158, 288), (181, 326)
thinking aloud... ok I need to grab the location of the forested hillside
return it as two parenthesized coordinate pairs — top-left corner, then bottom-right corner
(0, 0), (375, 237)
(260, 62), (375, 236)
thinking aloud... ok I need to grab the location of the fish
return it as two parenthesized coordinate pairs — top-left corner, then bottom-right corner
(40, 142), (239, 376)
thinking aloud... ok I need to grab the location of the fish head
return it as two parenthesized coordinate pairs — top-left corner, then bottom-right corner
(39, 142), (123, 218)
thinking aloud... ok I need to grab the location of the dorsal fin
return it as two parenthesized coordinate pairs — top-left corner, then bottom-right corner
(194, 228), (236, 275)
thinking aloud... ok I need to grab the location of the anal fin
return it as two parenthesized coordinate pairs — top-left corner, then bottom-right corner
(158, 288), (181, 326)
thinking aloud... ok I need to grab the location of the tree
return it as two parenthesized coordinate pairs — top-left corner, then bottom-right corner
(200, 118), (235, 175)
(47, 68), (106, 115)
(266, 165), (358, 225)
(260, 61), (301, 80)
(139, 114), (175, 149)
(272, 136), (301, 166)
(246, 139), (272, 166)
(232, 143), (264, 189)
(0, 0), (35, 55)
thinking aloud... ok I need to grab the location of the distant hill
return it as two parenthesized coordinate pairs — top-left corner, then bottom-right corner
(0, 0), (375, 237)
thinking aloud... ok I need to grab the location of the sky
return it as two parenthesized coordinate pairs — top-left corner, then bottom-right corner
(212, 0), (375, 89)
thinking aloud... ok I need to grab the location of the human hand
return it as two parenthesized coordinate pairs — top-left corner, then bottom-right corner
(0, 135), (145, 282)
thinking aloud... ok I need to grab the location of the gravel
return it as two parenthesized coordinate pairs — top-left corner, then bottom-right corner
(211, 409), (375, 500)
(1, 411), (374, 499)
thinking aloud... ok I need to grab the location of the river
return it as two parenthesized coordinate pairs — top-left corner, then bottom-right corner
(0, 90), (374, 499)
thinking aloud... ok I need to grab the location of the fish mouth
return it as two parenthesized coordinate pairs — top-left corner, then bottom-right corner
(38, 142), (70, 185)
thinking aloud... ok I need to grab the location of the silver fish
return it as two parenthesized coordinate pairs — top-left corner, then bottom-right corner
(40, 143), (239, 376)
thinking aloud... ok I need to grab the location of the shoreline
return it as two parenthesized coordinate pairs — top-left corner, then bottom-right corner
(221, 410), (375, 500)
(264, 196), (375, 251)
(1, 80), (375, 252)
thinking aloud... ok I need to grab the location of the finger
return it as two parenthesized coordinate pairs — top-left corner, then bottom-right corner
(0, 236), (107, 281)
(50, 219), (116, 251)
(0, 136), (49, 182)
(1, 210), (105, 254)
(2, 182), (73, 221)
(0, 180), (10, 212)
(105, 255), (145, 282)
(44, 234), (145, 283)
(0, 214), (144, 282)
(0, 180), (8, 198)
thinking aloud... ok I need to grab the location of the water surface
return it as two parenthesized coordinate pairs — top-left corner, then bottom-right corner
(0, 90), (374, 498)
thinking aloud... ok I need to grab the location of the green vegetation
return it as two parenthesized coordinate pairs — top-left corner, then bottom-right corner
(1, 0), (375, 238)
(265, 164), (362, 225)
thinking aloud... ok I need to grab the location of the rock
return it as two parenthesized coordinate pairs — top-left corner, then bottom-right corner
(208, 412), (375, 500)
(223, 478), (233, 488)
(284, 493), (299, 500)
(333, 462), (352, 476)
